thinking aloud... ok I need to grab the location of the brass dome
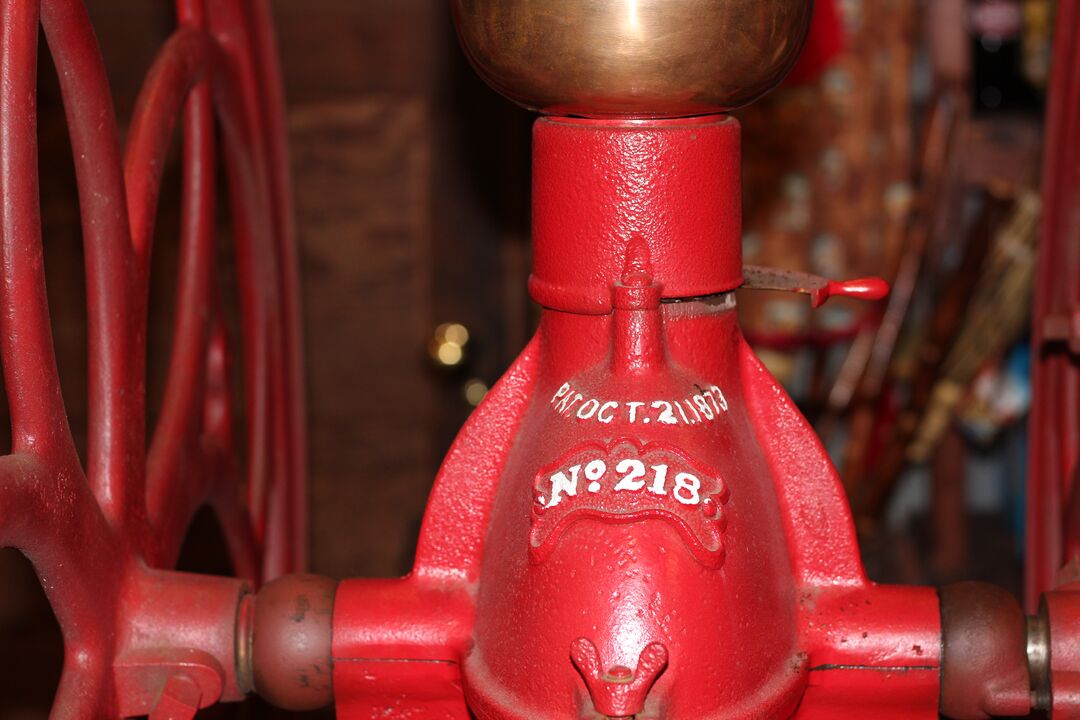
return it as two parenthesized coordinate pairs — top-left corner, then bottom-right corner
(451, 0), (814, 117)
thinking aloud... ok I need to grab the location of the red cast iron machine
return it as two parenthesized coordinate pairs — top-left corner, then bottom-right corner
(3, 0), (1080, 718)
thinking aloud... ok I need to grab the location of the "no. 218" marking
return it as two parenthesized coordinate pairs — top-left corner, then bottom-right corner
(540, 457), (704, 509)
(529, 440), (730, 567)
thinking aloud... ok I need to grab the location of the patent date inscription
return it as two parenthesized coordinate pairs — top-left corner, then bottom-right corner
(549, 382), (729, 426)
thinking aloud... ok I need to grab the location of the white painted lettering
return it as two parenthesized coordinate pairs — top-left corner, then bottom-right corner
(576, 398), (601, 420)
(652, 401), (678, 425)
(547, 465), (580, 508)
(614, 459), (647, 491)
(597, 401), (618, 424)
(551, 382), (572, 404)
(548, 382), (730, 425)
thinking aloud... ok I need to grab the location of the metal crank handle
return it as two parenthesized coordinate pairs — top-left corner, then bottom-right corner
(742, 265), (891, 308)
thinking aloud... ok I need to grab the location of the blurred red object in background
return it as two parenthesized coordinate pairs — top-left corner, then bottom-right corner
(786, 0), (844, 84)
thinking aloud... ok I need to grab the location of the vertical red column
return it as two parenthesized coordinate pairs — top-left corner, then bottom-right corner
(529, 116), (743, 313)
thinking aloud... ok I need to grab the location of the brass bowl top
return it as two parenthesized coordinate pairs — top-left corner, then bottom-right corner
(451, 0), (814, 117)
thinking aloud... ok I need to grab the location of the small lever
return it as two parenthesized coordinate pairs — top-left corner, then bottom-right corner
(742, 265), (890, 309)
(570, 638), (668, 719)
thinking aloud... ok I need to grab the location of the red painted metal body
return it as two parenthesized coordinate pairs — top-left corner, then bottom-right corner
(332, 117), (941, 719)
(0, 0), (1077, 717)
(1043, 586), (1080, 713)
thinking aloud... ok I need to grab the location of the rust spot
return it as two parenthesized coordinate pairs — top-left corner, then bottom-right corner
(810, 663), (937, 673)
(291, 595), (311, 623)
(790, 652), (809, 675)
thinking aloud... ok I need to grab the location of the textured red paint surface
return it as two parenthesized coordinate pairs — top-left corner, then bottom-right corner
(530, 117), (743, 314)
(333, 119), (942, 718)
(17, 1), (1079, 711)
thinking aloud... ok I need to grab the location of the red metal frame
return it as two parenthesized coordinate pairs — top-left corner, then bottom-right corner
(0, 0), (1076, 717)
(328, 7), (1078, 717)
(1027, 0), (1080, 611)
(331, 116), (941, 720)
(0, 0), (304, 715)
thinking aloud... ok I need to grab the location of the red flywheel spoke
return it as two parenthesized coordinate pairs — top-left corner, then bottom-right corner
(0, 0), (304, 715)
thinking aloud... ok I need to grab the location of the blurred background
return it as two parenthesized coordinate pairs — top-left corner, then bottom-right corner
(0, 0), (1065, 717)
